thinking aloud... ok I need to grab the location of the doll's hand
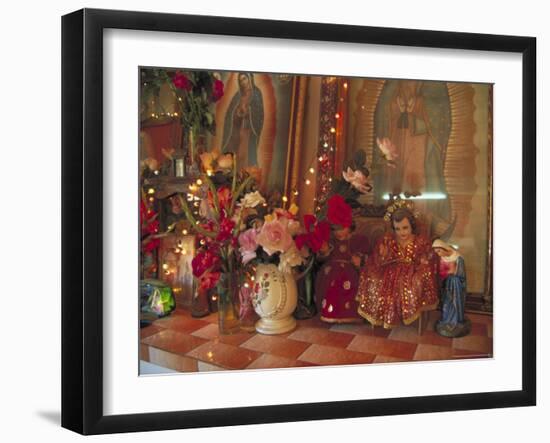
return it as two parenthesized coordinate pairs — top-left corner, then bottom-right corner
(352, 255), (361, 268)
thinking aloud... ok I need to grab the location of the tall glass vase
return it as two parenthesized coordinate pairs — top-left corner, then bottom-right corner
(216, 272), (241, 335)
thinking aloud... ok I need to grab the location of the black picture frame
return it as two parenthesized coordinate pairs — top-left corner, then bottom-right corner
(61, 8), (536, 435)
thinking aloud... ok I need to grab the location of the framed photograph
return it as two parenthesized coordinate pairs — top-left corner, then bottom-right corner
(62, 8), (536, 435)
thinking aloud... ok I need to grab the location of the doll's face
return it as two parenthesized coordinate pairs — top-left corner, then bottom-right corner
(334, 227), (351, 240)
(393, 217), (413, 242)
(434, 247), (452, 257)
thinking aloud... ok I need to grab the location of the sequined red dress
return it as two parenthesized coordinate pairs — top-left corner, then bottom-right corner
(315, 235), (370, 323)
(357, 233), (438, 328)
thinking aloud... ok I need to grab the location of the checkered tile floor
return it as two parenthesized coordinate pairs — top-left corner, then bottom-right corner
(140, 308), (493, 372)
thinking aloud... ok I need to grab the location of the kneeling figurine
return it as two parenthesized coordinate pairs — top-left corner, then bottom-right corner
(432, 239), (471, 338)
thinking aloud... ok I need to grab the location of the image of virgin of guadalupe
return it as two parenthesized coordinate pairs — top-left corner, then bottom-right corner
(373, 80), (452, 229)
(221, 72), (264, 168)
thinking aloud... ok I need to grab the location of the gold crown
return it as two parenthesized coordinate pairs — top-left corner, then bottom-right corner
(383, 196), (420, 222)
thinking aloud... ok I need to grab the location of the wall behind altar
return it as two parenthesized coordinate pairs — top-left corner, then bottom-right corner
(297, 77), (491, 295)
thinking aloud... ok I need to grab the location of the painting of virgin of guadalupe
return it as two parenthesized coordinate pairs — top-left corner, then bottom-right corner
(211, 71), (297, 193)
(373, 79), (452, 228)
(221, 72), (265, 169)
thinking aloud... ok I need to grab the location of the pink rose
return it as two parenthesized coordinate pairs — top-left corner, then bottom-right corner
(238, 228), (258, 264)
(257, 220), (293, 256)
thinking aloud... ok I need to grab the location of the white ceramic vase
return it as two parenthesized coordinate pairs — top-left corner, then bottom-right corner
(252, 263), (298, 335)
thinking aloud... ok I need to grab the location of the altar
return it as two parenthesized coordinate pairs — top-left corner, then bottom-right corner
(138, 68), (494, 375)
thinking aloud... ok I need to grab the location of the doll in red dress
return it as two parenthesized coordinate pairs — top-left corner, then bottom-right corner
(357, 205), (438, 328)
(315, 196), (370, 323)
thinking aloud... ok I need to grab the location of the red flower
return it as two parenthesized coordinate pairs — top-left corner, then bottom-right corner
(217, 217), (236, 242)
(212, 79), (224, 101)
(142, 238), (160, 253)
(327, 195), (352, 228)
(192, 250), (221, 278)
(144, 219), (159, 235)
(173, 72), (192, 91)
(208, 186), (232, 212)
(199, 271), (221, 292)
(295, 215), (330, 253)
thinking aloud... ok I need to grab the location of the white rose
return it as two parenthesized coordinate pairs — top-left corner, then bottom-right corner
(240, 191), (266, 208)
(278, 244), (305, 273)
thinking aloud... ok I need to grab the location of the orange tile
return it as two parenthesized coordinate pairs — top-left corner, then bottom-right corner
(142, 329), (207, 355)
(240, 334), (311, 359)
(453, 335), (493, 354)
(329, 323), (391, 338)
(288, 327), (354, 348)
(153, 314), (210, 334)
(187, 341), (261, 370)
(146, 347), (198, 372)
(140, 324), (163, 339)
(347, 335), (417, 360)
(191, 323), (254, 346)
(467, 313), (493, 325)
(202, 313), (221, 324)
(469, 322), (488, 336)
(413, 344), (454, 361)
(296, 316), (334, 329)
(298, 344), (375, 366)
(246, 354), (316, 369)
(372, 355), (408, 364)
(388, 326), (452, 347)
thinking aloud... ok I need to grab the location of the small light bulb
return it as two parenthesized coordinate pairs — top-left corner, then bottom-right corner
(147, 188), (155, 194)
(206, 169), (213, 176)
(162, 263), (169, 270)
(148, 197), (154, 202)
(335, 113), (340, 119)
(183, 229), (188, 235)
(323, 142), (329, 148)
(305, 179), (311, 185)
(343, 82), (348, 89)
(294, 190), (299, 196)
(309, 167), (315, 174)
(282, 196), (288, 203)
(196, 179), (203, 186)
(330, 127), (336, 133)
(153, 170), (159, 175)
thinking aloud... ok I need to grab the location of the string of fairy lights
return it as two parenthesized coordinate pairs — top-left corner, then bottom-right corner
(142, 76), (348, 280)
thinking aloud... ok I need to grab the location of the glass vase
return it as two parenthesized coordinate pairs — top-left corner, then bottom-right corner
(216, 273), (241, 335)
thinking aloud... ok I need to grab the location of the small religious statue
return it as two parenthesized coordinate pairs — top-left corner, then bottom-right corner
(315, 196), (370, 323)
(432, 239), (471, 337)
(357, 201), (439, 328)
